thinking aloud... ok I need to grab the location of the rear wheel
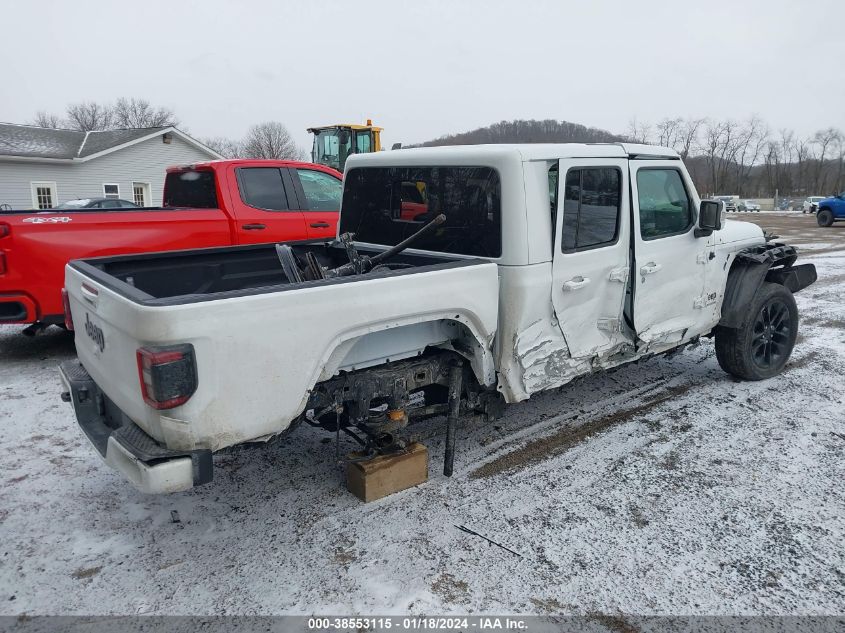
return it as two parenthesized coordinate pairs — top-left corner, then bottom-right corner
(817, 208), (834, 227)
(715, 282), (798, 380)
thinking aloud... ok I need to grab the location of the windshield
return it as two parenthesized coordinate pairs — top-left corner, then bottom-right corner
(312, 129), (353, 171)
(810, 197), (825, 202)
(340, 166), (502, 257)
(57, 199), (91, 208)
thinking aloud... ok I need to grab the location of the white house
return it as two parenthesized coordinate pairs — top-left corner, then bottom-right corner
(0, 123), (222, 210)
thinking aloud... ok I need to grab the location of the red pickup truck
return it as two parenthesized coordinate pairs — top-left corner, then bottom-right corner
(0, 159), (342, 333)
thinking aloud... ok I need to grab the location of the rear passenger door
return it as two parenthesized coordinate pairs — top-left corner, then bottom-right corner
(551, 159), (632, 358)
(227, 165), (307, 244)
(288, 167), (342, 239)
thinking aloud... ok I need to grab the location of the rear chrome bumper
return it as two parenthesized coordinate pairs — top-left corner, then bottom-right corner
(59, 360), (212, 494)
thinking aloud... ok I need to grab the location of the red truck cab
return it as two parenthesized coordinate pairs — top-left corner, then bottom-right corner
(0, 159), (341, 331)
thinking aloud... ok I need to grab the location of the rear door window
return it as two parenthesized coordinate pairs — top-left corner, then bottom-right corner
(340, 166), (501, 258)
(237, 167), (289, 211)
(561, 167), (621, 252)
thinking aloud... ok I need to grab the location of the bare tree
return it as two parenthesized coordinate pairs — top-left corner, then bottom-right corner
(733, 116), (769, 196)
(655, 117), (682, 149)
(677, 118), (704, 160)
(34, 98), (178, 132)
(626, 118), (653, 144)
(795, 137), (811, 194)
(699, 119), (724, 194)
(834, 133), (845, 194)
(31, 111), (62, 128)
(201, 136), (244, 158)
(811, 127), (840, 193)
(762, 139), (781, 197)
(241, 122), (304, 160)
(113, 97), (178, 128)
(64, 101), (114, 131)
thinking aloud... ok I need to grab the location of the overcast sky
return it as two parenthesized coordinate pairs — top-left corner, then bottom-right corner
(3, 0), (843, 151)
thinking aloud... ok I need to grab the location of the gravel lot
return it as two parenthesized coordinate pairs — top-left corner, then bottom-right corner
(1, 213), (843, 616)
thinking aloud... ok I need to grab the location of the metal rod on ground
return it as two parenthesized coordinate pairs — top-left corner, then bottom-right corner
(443, 360), (463, 477)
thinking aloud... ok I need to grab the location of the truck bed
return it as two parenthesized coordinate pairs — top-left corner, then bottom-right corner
(64, 240), (499, 455)
(69, 241), (472, 304)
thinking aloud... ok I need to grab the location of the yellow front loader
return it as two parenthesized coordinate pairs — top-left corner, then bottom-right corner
(308, 120), (383, 172)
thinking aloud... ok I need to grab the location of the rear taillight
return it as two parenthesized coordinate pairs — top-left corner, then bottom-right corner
(0, 223), (9, 238)
(136, 344), (198, 410)
(61, 288), (74, 330)
(0, 252), (6, 275)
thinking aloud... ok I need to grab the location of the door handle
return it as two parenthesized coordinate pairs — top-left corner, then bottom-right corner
(80, 283), (99, 305)
(242, 223), (266, 230)
(309, 222), (330, 228)
(640, 262), (662, 275)
(562, 276), (591, 291)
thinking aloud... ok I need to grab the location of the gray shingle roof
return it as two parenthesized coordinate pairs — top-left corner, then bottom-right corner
(0, 123), (170, 159)
(78, 127), (169, 157)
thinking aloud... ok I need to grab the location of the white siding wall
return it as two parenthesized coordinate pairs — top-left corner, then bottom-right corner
(0, 135), (216, 209)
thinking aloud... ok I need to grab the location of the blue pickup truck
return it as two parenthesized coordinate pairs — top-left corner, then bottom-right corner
(817, 193), (845, 227)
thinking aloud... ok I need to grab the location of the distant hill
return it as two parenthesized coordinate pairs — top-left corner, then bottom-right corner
(411, 119), (626, 147)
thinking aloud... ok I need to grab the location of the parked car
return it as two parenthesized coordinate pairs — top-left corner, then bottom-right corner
(738, 199), (761, 212)
(713, 195), (738, 212)
(0, 159), (342, 332)
(816, 192), (845, 227)
(57, 198), (141, 210)
(59, 143), (816, 494)
(802, 196), (826, 214)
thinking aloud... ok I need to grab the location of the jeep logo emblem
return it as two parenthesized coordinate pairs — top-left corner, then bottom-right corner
(85, 314), (105, 352)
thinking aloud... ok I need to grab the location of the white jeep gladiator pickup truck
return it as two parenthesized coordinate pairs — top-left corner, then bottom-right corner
(60, 143), (817, 494)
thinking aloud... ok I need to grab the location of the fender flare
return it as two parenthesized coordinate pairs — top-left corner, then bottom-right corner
(719, 244), (815, 329)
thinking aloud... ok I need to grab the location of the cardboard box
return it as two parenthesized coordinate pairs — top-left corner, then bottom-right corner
(346, 442), (428, 502)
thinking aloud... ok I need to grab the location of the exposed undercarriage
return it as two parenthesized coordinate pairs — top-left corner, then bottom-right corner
(302, 351), (503, 474)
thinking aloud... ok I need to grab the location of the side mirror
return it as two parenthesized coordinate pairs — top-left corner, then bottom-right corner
(698, 199), (724, 233)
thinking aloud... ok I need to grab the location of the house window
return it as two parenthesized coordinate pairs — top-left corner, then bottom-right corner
(132, 182), (151, 207)
(103, 183), (120, 199)
(30, 182), (58, 209)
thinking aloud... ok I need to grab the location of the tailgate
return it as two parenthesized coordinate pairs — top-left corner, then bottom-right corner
(65, 264), (179, 444)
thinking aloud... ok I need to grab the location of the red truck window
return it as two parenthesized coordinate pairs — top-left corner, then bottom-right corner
(296, 169), (342, 211)
(164, 171), (218, 208)
(236, 168), (290, 211)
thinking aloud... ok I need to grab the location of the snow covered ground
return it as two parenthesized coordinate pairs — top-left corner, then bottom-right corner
(1, 216), (843, 616)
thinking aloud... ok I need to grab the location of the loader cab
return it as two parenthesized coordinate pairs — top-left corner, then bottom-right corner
(308, 121), (383, 172)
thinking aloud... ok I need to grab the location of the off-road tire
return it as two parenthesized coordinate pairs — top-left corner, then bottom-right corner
(715, 282), (798, 380)
(817, 208), (834, 227)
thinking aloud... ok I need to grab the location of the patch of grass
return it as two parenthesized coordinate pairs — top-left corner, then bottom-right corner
(430, 573), (469, 604)
(71, 566), (102, 580)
